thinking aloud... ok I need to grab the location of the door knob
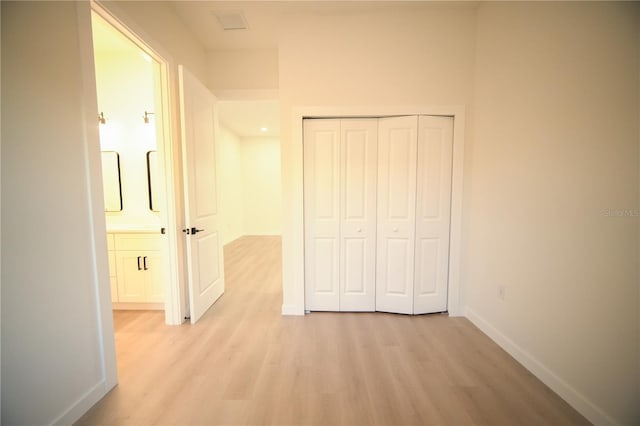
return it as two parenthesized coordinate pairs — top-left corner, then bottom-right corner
(393, 228), (399, 232)
(356, 228), (362, 233)
(182, 227), (205, 235)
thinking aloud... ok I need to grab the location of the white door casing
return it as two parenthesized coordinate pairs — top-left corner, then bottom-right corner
(414, 116), (454, 314)
(179, 65), (225, 323)
(375, 116), (419, 314)
(339, 119), (377, 311)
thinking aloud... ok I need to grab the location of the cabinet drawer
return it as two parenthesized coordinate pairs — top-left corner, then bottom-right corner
(115, 233), (161, 251)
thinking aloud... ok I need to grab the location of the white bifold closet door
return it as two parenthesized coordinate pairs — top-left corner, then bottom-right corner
(375, 116), (419, 314)
(304, 119), (378, 311)
(305, 115), (453, 314)
(413, 115), (454, 314)
(376, 115), (453, 314)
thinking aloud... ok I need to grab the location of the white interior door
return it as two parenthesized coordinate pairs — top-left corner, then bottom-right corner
(304, 119), (341, 311)
(414, 116), (454, 314)
(179, 65), (225, 323)
(376, 116), (418, 314)
(340, 119), (377, 311)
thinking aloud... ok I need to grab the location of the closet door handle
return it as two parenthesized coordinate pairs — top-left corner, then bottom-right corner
(137, 256), (142, 271)
(393, 227), (399, 233)
(143, 256), (148, 270)
(356, 228), (362, 233)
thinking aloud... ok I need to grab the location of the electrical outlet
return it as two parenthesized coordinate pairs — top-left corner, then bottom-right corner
(497, 285), (506, 300)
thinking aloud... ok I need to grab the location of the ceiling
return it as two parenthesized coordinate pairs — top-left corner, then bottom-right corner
(167, 1), (460, 50)
(169, 1), (283, 50)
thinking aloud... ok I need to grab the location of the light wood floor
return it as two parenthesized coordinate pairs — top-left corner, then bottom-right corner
(77, 236), (589, 425)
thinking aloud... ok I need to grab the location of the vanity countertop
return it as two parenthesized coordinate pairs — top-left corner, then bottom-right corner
(106, 225), (162, 234)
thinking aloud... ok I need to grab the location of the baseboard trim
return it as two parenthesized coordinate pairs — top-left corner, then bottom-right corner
(52, 380), (108, 425)
(282, 304), (304, 316)
(447, 306), (465, 317)
(465, 307), (617, 426)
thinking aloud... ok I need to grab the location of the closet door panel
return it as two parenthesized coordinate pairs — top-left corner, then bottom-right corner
(414, 116), (454, 314)
(416, 238), (440, 294)
(340, 120), (377, 311)
(343, 239), (366, 293)
(385, 238), (412, 295)
(304, 119), (341, 311)
(312, 238), (339, 293)
(376, 116), (418, 314)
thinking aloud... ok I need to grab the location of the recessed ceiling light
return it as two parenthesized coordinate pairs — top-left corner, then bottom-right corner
(260, 127), (268, 132)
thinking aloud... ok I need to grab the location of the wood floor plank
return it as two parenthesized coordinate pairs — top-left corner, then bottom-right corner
(76, 236), (590, 426)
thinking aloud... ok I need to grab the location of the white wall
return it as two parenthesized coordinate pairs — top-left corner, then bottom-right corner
(468, 3), (639, 424)
(218, 126), (244, 245)
(1, 2), (108, 423)
(241, 136), (282, 235)
(208, 48), (278, 91)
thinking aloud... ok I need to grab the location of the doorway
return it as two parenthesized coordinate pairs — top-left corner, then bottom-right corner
(90, 6), (181, 325)
(216, 99), (282, 247)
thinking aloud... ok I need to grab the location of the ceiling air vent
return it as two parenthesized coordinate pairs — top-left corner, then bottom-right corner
(213, 11), (248, 31)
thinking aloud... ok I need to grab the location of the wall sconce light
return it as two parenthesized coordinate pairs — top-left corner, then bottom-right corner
(98, 112), (106, 125)
(143, 111), (155, 124)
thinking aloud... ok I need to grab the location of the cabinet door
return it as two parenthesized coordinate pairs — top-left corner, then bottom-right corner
(304, 119), (341, 311)
(340, 119), (377, 311)
(376, 116), (418, 314)
(116, 252), (147, 303)
(143, 252), (164, 303)
(414, 116), (453, 314)
(108, 251), (118, 302)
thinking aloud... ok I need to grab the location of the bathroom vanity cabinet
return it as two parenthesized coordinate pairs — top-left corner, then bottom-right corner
(108, 231), (163, 309)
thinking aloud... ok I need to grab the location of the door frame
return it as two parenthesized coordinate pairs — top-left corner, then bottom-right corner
(283, 106), (465, 316)
(76, 0), (186, 390)
(87, 1), (183, 325)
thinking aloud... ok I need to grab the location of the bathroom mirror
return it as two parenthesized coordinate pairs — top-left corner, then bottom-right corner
(101, 151), (123, 212)
(147, 151), (160, 212)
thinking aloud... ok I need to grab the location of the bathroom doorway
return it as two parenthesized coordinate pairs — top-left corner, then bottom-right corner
(91, 5), (181, 324)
